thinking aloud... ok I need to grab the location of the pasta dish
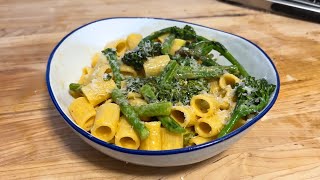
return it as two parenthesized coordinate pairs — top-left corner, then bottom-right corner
(67, 25), (275, 150)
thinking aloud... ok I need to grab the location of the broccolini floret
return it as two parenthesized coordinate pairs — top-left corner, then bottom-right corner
(156, 78), (209, 105)
(124, 76), (209, 105)
(122, 40), (162, 71)
(218, 76), (276, 137)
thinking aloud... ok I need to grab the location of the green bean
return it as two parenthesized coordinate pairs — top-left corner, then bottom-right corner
(111, 88), (149, 140)
(176, 66), (223, 79)
(159, 60), (179, 85)
(133, 102), (172, 117)
(158, 116), (186, 134)
(102, 48), (123, 88)
(69, 83), (82, 93)
(139, 85), (186, 134)
(161, 34), (175, 55)
(139, 84), (157, 103)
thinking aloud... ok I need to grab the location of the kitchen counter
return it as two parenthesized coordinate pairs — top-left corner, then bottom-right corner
(1, 0), (320, 179)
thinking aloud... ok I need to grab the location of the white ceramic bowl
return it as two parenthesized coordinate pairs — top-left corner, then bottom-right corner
(46, 17), (280, 167)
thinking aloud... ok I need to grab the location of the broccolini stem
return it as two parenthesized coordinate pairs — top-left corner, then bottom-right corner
(176, 66), (229, 79)
(140, 84), (157, 103)
(111, 88), (149, 140)
(159, 60), (179, 85)
(102, 48), (123, 88)
(133, 102), (172, 117)
(138, 27), (172, 46)
(161, 34), (175, 55)
(222, 51), (249, 77)
(200, 56), (219, 66)
(217, 112), (241, 138)
(204, 41), (248, 77)
(158, 116), (186, 134)
(139, 84), (186, 134)
(69, 83), (82, 93)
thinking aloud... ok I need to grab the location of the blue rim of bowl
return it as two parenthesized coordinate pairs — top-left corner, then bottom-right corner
(46, 17), (280, 156)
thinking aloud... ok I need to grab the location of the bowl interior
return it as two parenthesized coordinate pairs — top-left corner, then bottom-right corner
(47, 17), (279, 154)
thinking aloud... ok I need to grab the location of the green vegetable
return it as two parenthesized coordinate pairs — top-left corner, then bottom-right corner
(156, 78), (209, 105)
(175, 39), (248, 77)
(218, 76), (276, 138)
(139, 84), (158, 103)
(122, 40), (162, 71)
(200, 54), (219, 66)
(161, 34), (175, 54)
(173, 25), (197, 41)
(172, 56), (199, 67)
(193, 41), (248, 77)
(139, 27), (173, 45)
(159, 60), (179, 85)
(138, 25), (198, 46)
(133, 102), (172, 117)
(158, 116), (186, 134)
(102, 48), (123, 88)
(140, 85), (185, 134)
(183, 130), (196, 146)
(111, 88), (149, 140)
(69, 83), (82, 93)
(175, 65), (238, 79)
(103, 73), (112, 81)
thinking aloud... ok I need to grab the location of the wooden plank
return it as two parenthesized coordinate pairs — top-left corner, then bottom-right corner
(0, 0), (320, 179)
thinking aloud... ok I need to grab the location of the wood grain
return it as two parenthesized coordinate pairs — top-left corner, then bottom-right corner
(0, 0), (320, 179)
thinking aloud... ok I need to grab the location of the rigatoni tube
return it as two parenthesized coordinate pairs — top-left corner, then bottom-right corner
(195, 115), (224, 138)
(91, 103), (120, 142)
(161, 128), (183, 150)
(81, 79), (116, 106)
(190, 94), (219, 117)
(170, 106), (197, 127)
(68, 97), (96, 131)
(115, 117), (141, 149)
(140, 121), (161, 150)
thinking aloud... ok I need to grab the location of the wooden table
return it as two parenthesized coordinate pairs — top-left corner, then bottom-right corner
(1, 0), (320, 179)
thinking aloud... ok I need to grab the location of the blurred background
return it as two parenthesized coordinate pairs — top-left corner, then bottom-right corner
(221, 0), (320, 23)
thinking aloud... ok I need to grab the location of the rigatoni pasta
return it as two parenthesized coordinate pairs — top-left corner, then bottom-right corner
(115, 117), (141, 149)
(170, 106), (196, 127)
(161, 128), (183, 150)
(143, 55), (171, 77)
(68, 25), (276, 150)
(91, 102), (120, 142)
(68, 97), (96, 131)
(190, 94), (219, 117)
(140, 121), (161, 150)
(81, 79), (116, 106)
(195, 114), (224, 137)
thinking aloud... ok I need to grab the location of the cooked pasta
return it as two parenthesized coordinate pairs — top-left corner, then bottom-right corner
(68, 97), (96, 131)
(68, 26), (276, 151)
(81, 79), (116, 106)
(91, 102), (120, 142)
(115, 117), (141, 149)
(190, 94), (220, 117)
(189, 136), (213, 146)
(143, 55), (171, 77)
(195, 114), (224, 137)
(140, 121), (161, 150)
(170, 106), (196, 127)
(126, 33), (143, 50)
(105, 39), (127, 57)
(169, 39), (186, 55)
(161, 128), (183, 150)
